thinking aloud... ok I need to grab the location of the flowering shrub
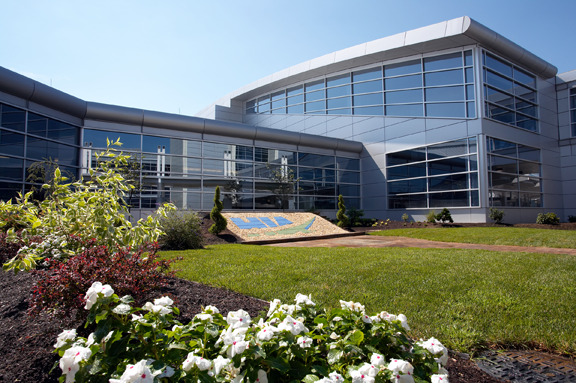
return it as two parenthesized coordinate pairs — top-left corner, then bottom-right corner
(2, 140), (175, 273)
(54, 283), (449, 382)
(29, 242), (175, 319)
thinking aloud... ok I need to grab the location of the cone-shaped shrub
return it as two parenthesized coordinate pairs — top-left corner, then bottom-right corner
(209, 186), (227, 234)
(336, 194), (350, 228)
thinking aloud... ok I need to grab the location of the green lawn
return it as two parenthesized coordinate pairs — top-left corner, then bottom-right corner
(370, 227), (576, 248)
(162, 244), (576, 356)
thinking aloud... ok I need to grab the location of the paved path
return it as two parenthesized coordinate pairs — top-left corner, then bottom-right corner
(266, 234), (576, 255)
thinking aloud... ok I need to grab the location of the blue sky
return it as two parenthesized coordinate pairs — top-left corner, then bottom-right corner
(1, 0), (574, 116)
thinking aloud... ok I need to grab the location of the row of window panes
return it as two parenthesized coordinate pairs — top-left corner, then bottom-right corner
(386, 137), (477, 167)
(246, 50), (475, 118)
(388, 190), (479, 209)
(486, 137), (542, 207)
(388, 172), (478, 194)
(84, 129), (359, 170)
(482, 52), (538, 131)
(387, 155), (478, 180)
(570, 88), (576, 137)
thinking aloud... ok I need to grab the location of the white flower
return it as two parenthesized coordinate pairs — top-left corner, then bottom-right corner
(350, 369), (375, 383)
(370, 353), (385, 367)
(218, 327), (248, 358)
(204, 305), (220, 313)
(59, 346), (91, 383)
(131, 313), (145, 323)
(143, 301), (172, 315)
(112, 303), (132, 315)
(295, 293), (315, 306)
(329, 372), (344, 381)
(84, 281), (114, 310)
(226, 309), (251, 328)
(156, 366), (175, 378)
(256, 323), (278, 341)
(86, 333), (96, 347)
(196, 356), (212, 371)
(254, 369), (268, 383)
(54, 329), (77, 348)
(431, 374), (449, 383)
(154, 296), (174, 307)
(339, 300), (365, 313)
(195, 313), (213, 321)
(358, 362), (378, 377)
(418, 337), (448, 366)
(397, 313), (410, 331)
(278, 315), (309, 335)
(182, 352), (198, 372)
(213, 355), (231, 376)
(361, 314), (372, 324)
(332, 316), (343, 322)
(297, 336), (313, 348)
(267, 299), (282, 317)
(388, 359), (415, 383)
(109, 360), (154, 383)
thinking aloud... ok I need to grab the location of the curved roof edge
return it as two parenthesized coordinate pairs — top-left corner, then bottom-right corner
(0, 65), (362, 154)
(212, 16), (556, 108)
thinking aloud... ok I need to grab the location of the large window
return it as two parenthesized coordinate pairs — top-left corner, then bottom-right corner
(82, 131), (360, 211)
(487, 137), (541, 207)
(571, 88), (576, 137)
(386, 138), (479, 209)
(483, 52), (538, 132)
(246, 50), (475, 119)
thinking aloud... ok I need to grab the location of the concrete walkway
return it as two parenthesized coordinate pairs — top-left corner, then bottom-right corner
(266, 234), (576, 255)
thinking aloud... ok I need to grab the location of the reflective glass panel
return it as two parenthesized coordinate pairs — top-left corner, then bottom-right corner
(387, 148), (426, 165)
(354, 93), (383, 106)
(485, 70), (514, 93)
(27, 113), (48, 136)
(387, 164), (426, 180)
(353, 80), (383, 94)
(490, 172), (517, 190)
(298, 153), (334, 168)
(0, 104), (26, 131)
(384, 59), (421, 77)
(429, 191), (469, 207)
(513, 68), (536, 88)
(428, 173), (467, 191)
(485, 86), (514, 109)
(287, 85), (304, 96)
(336, 157), (360, 171)
(327, 74), (350, 87)
(258, 102), (270, 113)
(305, 101), (325, 112)
(466, 85), (475, 100)
(489, 155), (517, 173)
(519, 193), (541, 207)
(83, 129), (141, 150)
(338, 171), (360, 183)
(287, 94), (304, 105)
(272, 99), (286, 109)
(353, 106), (383, 116)
(517, 145), (540, 162)
(425, 86), (464, 102)
(486, 104), (515, 124)
(327, 108), (351, 115)
(424, 52), (462, 71)
(353, 67), (382, 82)
(327, 85), (351, 98)
(388, 178), (427, 194)
(327, 97), (351, 109)
(518, 160), (540, 177)
(0, 129), (25, 156)
(26, 138), (78, 166)
(428, 139), (467, 159)
(425, 102), (466, 118)
(485, 53), (513, 77)
(516, 117), (538, 132)
(465, 67), (475, 83)
(306, 80), (324, 91)
(424, 69), (463, 86)
(47, 120), (78, 144)
(0, 157), (23, 181)
(386, 104), (423, 117)
(306, 90), (324, 101)
(388, 194), (427, 209)
(428, 157), (467, 175)
(464, 50), (473, 66)
(271, 91), (285, 101)
(385, 89), (422, 104)
(467, 102), (476, 118)
(385, 75), (421, 90)
(287, 104), (304, 114)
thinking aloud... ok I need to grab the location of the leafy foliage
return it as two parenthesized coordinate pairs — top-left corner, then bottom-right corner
(489, 208), (505, 224)
(209, 186), (227, 235)
(536, 212), (560, 225)
(29, 241), (174, 319)
(336, 195), (350, 228)
(569, 215), (576, 223)
(159, 209), (204, 250)
(426, 210), (437, 223)
(54, 289), (447, 382)
(347, 207), (364, 226)
(435, 208), (454, 224)
(2, 140), (174, 272)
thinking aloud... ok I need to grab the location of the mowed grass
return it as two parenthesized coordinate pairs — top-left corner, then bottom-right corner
(162, 245), (576, 355)
(370, 227), (576, 248)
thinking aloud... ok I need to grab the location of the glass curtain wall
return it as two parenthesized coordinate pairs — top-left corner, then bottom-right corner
(571, 88), (576, 137)
(0, 103), (80, 201)
(483, 51), (538, 131)
(246, 50), (475, 118)
(386, 137), (479, 209)
(487, 137), (542, 207)
(82, 129), (360, 211)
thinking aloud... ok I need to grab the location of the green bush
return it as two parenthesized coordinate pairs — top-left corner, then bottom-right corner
(489, 207), (505, 224)
(426, 210), (437, 223)
(336, 194), (350, 228)
(2, 140), (174, 272)
(209, 186), (227, 235)
(159, 210), (204, 250)
(536, 212), (560, 225)
(568, 215), (576, 223)
(347, 207), (364, 226)
(401, 213), (409, 222)
(435, 208), (454, 224)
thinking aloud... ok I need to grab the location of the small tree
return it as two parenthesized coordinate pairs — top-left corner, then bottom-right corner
(347, 207), (364, 226)
(426, 210), (437, 223)
(266, 163), (299, 211)
(336, 194), (350, 228)
(209, 186), (227, 234)
(489, 207), (505, 224)
(435, 208), (454, 224)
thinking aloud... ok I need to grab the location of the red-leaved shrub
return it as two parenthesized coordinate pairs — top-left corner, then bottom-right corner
(0, 231), (42, 264)
(29, 241), (175, 318)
